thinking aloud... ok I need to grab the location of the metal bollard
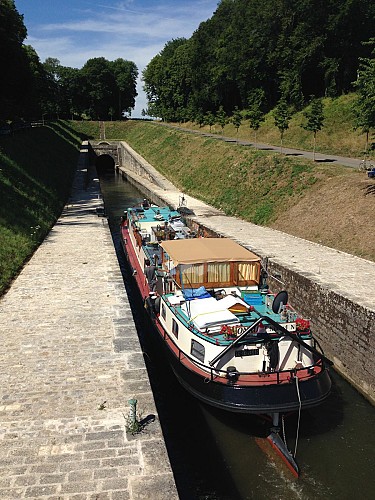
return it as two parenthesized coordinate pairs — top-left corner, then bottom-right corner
(128, 398), (138, 427)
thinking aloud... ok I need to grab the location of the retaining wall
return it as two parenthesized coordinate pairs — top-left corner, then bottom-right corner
(265, 261), (375, 401)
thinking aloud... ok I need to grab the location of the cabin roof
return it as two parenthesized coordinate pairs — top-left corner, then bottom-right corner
(160, 238), (260, 265)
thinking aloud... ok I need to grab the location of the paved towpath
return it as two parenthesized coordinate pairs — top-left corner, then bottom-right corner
(0, 146), (178, 499)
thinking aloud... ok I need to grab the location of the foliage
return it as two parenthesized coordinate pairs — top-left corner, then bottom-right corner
(244, 89), (266, 148)
(302, 97), (325, 159)
(0, 1), (138, 121)
(216, 106), (227, 132)
(231, 106), (242, 142)
(273, 99), (292, 151)
(142, 38), (191, 121)
(245, 89), (266, 130)
(303, 97), (325, 134)
(110, 58), (138, 116)
(352, 39), (375, 154)
(142, 0), (375, 121)
(205, 111), (216, 132)
(0, 0), (30, 119)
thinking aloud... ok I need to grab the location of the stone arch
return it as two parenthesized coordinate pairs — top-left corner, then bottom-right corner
(95, 154), (115, 173)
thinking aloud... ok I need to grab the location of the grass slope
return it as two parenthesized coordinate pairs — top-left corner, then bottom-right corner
(181, 94), (370, 158)
(0, 122), (83, 295)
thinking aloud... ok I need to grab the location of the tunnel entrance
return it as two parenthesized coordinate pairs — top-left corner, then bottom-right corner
(95, 154), (115, 173)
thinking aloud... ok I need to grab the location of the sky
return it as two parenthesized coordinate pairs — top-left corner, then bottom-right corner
(15, 0), (219, 117)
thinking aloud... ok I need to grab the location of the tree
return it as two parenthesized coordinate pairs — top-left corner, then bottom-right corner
(43, 57), (62, 83)
(195, 110), (205, 128)
(23, 46), (51, 119)
(216, 105), (227, 133)
(245, 89), (265, 149)
(352, 39), (375, 162)
(57, 66), (83, 119)
(141, 0), (375, 121)
(108, 107), (115, 121)
(80, 58), (117, 120)
(274, 99), (292, 153)
(142, 38), (190, 121)
(231, 106), (242, 143)
(0, 0), (30, 119)
(246, 105), (265, 149)
(109, 59), (138, 118)
(205, 111), (216, 132)
(302, 97), (325, 160)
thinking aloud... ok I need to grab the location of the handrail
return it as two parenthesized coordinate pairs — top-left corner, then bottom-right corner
(159, 317), (327, 383)
(183, 345), (324, 382)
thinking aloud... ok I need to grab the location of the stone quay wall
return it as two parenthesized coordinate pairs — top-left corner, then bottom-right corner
(117, 139), (375, 405)
(265, 260), (375, 401)
(119, 142), (172, 190)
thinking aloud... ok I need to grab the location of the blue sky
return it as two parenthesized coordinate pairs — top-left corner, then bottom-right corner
(15, 0), (219, 117)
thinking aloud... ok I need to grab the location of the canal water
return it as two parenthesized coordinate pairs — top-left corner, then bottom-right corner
(99, 169), (375, 500)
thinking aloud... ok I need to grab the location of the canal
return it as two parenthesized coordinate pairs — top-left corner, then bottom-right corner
(99, 169), (375, 500)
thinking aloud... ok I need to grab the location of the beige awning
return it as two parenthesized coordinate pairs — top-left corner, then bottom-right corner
(160, 238), (260, 265)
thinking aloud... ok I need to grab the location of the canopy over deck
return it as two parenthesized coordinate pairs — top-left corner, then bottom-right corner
(160, 238), (260, 265)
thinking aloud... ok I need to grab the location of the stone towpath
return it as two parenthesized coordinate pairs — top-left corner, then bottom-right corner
(0, 146), (178, 499)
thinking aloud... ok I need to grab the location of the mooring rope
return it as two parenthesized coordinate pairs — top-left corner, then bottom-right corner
(294, 374), (302, 458)
(281, 414), (287, 447)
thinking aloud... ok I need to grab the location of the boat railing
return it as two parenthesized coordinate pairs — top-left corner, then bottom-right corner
(167, 300), (333, 362)
(160, 323), (330, 385)
(208, 315), (333, 368)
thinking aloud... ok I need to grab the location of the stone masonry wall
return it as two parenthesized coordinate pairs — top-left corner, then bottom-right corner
(119, 142), (166, 188)
(266, 261), (375, 403)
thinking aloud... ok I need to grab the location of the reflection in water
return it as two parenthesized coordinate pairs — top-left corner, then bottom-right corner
(99, 170), (375, 500)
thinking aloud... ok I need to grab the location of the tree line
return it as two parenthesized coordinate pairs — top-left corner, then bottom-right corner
(142, 0), (375, 124)
(0, 0), (138, 123)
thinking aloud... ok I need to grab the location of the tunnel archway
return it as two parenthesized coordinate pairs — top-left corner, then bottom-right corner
(95, 154), (115, 174)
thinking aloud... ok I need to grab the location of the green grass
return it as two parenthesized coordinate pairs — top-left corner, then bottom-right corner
(0, 122), (81, 295)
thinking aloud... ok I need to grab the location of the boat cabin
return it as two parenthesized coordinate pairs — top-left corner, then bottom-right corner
(159, 238), (261, 290)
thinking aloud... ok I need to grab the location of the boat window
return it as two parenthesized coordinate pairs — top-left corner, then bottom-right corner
(191, 340), (205, 363)
(181, 264), (204, 286)
(172, 319), (179, 338)
(161, 304), (166, 320)
(238, 262), (259, 282)
(207, 262), (230, 282)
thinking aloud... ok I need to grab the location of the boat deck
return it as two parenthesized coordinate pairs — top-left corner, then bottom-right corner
(164, 290), (309, 345)
(129, 205), (181, 224)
